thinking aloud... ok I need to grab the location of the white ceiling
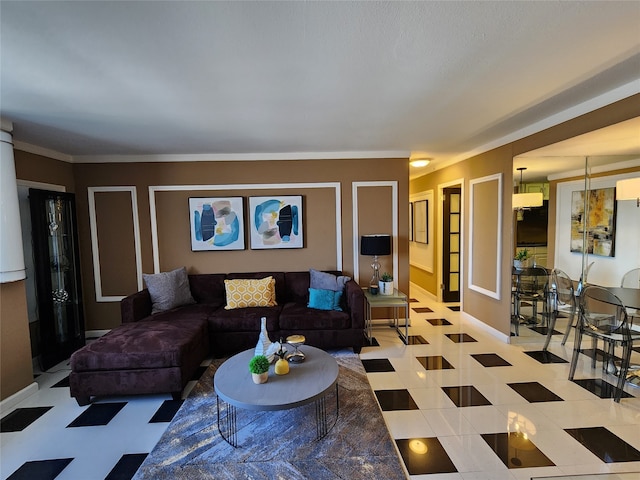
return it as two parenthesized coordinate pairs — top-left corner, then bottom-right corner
(1, 1), (639, 172)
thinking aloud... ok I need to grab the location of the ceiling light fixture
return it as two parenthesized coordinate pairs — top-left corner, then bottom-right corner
(410, 159), (430, 168)
(616, 177), (640, 207)
(512, 167), (543, 209)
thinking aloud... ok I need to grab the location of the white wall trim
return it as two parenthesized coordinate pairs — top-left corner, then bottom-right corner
(16, 180), (66, 193)
(88, 187), (143, 302)
(13, 141), (73, 163)
(0, 382), (38, 415)
(352, 181), (399, 287)
(409, 281), (438, 303)
(468, 173), (502, 300)
(461, 311), (511, 344)
(409, 190), (434, 274)
(74, 151), (409, 164)
(149, 183), (342, 274)
(437, 178), (465, 304)
(547, 158), (640, 181)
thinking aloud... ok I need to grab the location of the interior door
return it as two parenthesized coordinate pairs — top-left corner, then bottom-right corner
(442, 187), (461, 303)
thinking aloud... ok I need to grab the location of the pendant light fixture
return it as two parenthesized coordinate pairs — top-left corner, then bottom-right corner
(512, 167), (543, 209)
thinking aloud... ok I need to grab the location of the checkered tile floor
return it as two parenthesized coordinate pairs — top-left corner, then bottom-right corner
(2, 285), (640, 479)
(361, 287), (640, 479)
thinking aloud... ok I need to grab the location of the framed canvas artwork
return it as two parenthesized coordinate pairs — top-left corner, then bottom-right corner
(570, 187), (616, 257)
(249, 196), (303, 249)
(189, 197), (245, 251)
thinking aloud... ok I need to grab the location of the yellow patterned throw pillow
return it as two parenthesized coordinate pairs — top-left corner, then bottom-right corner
(224, 276), (277, 309)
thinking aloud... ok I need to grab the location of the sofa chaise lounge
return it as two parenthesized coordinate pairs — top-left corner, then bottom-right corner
(69, 270), (365, 405)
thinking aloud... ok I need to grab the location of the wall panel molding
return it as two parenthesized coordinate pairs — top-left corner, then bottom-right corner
(468, 173), (502, 300)
(352, 181), (399, 287)
(88, 186), (142, 302)
(148, 183), (342, 273)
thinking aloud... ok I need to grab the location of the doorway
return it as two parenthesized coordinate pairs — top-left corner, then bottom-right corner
(442, 186), (461, 303)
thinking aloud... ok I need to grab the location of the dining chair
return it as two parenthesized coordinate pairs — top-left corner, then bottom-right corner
(545, 269), (576, 350)
(514, 266), (549, 327)
(568, 285), (640, 402)
(621, 268), (640, 319)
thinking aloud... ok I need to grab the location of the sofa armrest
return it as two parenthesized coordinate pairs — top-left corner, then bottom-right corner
(120, 289), (152, 323)
(344, 280), (365, 329)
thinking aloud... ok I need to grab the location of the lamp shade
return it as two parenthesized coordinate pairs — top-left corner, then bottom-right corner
(512, 192), (543, 209)
(361, 234), (391, 256)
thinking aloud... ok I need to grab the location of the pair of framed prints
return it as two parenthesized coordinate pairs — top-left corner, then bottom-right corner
(188, 195), (302, 251)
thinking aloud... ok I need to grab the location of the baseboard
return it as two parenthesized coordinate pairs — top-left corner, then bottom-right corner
(409, 282), (438, 302)
(0, 382), (38, 414)
(461, 311), (511, 344)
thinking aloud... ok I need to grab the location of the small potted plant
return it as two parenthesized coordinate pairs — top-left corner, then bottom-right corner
(249, 354), (270, 384)
(513, 249), (530, 270)
(379, 272), (394, 296)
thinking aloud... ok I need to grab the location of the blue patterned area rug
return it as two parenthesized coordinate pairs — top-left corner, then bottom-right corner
(133, 350), (407, 480)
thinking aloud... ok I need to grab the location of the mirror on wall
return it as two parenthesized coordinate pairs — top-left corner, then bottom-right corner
(510, 117), (640, 345)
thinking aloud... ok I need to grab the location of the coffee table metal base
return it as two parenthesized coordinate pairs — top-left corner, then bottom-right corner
(216, 384), (339, 448)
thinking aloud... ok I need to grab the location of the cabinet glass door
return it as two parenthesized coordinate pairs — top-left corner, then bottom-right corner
(29, 189), (85, 370)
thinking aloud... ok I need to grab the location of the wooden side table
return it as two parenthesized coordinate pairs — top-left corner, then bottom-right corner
(363, 288), (410, 345)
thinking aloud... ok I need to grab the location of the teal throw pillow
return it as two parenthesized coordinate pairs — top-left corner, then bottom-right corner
(308, 288), (343, 311)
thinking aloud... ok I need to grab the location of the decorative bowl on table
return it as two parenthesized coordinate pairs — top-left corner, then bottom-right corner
(286, 334), (306, 363)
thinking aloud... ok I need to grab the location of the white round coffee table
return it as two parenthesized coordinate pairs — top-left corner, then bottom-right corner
(213, 345), (339, 447)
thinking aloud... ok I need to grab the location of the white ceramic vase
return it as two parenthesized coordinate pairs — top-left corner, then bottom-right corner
(255, 317), (276, 362)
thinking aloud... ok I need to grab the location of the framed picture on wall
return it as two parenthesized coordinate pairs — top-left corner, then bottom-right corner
(570, 187), (616, 257)
(249, 195), (303, 249)
(409, 202), (414, 242)
(189, 197), (245, 251)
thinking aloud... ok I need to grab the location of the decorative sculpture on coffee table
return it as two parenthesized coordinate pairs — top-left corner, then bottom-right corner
(255, 317), (278, 362)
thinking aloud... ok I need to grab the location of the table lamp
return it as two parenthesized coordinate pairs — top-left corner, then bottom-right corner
(360, 234), (391, 294)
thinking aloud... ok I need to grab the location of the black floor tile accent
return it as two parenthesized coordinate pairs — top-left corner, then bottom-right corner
(441, 385), (491, 407)
(409, 298), (419, 303)
(362, 358), (395, 373)
(564, 426), (640, 463)
(416, 355), (454, 370)
(524, 350), (568, 364)
(580, 348), (622, 364)
(426, 318), (452, 326)
(507, 382), (564, 403)
(104, 453), (148, 480)
(395, 437), (457, 475)
(529, 326), (562, 336)
(6, 458), (73, 480)
(52, 376), (70, 388)
(445, 333), (477, 343)
(404, 335), (428, 345)
(1, 406), (53, 432)
(67, 402), (127, 428)
(412, 307), (433, 313)
(365, 337), (380, 347)
(374, 389), (419, 411)
(481, 432), (555, 469)
(149, 399), (183, 423)
(448, 306), (461, 311)
(571, 378), (634, 399)
(471, 353), (512, 367)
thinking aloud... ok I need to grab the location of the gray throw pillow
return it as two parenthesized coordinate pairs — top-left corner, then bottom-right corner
(309, 269), (351, 292)
(142, 267), (195, 314)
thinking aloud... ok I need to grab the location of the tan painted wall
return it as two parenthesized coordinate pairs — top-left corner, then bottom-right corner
(71, 158), (409, 329)
(1, 281), (34, 400)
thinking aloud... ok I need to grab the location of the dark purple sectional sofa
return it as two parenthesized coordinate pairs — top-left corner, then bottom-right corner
(69, 271), (365, 405)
